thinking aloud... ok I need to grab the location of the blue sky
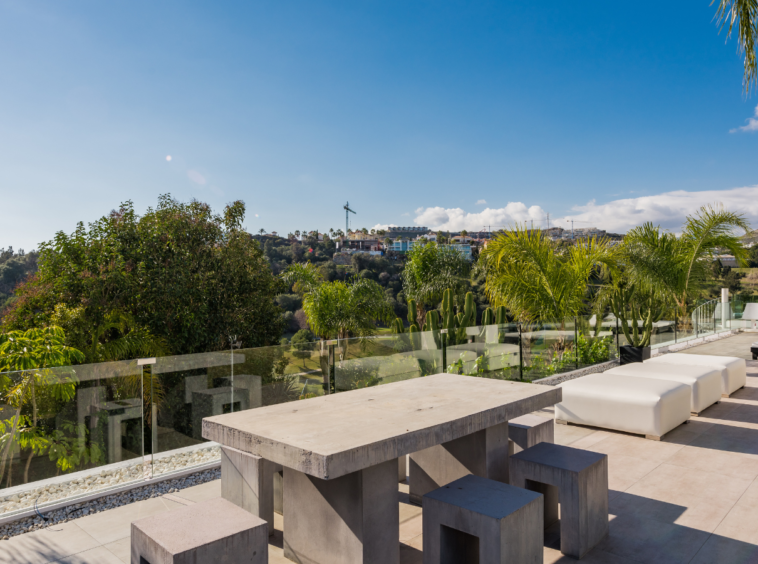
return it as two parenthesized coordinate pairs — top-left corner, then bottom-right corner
(1, 0), (758, 250)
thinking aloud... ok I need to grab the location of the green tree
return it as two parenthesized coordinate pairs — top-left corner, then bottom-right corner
(481, 225), (617, 321)
(712, 0), (757, 92)
(401, 242), (471, 326)
(622, 204), (750, 321)
(3, 196), (285, 355)
(0, 327), (88, 485)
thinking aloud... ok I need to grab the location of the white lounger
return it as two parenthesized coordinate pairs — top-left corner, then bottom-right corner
(605, 363), (721, 416)
(554, 374), (691, 440)
(645, 353), (747, 397)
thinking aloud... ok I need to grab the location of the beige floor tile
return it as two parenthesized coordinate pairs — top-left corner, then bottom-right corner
(666, 443), (758, 479)
(0, 522), (99, 564)
(689, 533), (758, 563)
(673, 495), (737, 533)
(590, 432), (686, 463)
(52, 546), (124, 564)
(71, 497), (184, 545)
(399, 502), (422, 525)
(172, 479), (221, 503)
(598, 512), (710, 564)
(400, 537), (423, 564)
(544, 546), (639, 563)
(712, 489), (758, 544)
(605, 453), (661, 492)
(101, 537), (130, 564)
(554, 423), (599, 445)
(569, 430), (616, 450)
(626, 463), (751, 509)
(399, 514), (423, 542)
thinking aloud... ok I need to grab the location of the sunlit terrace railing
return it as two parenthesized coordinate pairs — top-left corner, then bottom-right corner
(0, 307), (738, 517)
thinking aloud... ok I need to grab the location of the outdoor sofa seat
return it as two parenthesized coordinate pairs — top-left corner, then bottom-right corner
(645, 353), (746, 397)
(605, 363), (721, 416)
(554, 373), (691, 440)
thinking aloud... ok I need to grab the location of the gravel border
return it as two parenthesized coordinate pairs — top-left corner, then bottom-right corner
(0, 468), (220, 541)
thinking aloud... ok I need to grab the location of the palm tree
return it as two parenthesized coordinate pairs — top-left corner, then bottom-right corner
(712, 0), (757, 92)
(295, 230), (301, 239)
(481, 225), (617, 321)
(282, 264), (393, 384)
(258, 228), (266, 236)
(622, 204), (750, 322)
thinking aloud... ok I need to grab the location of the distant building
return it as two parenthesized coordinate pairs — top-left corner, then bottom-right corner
(741, 230), (758, 248)
(387, 226), (429, 238)
(388, 240), (472, 259)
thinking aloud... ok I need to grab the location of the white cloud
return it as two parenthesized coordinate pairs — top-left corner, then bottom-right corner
(476, 199), (487, 205)
(187, 170), (206, 185)
(406, 186), (758, 234)
(371, 223), (398, 231)
(730, 105), (758, 133)
(561, 186), (758, 233)
(412, 202), (546, 232)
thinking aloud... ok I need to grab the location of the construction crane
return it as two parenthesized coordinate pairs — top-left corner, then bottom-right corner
(343, 201), (356, 236)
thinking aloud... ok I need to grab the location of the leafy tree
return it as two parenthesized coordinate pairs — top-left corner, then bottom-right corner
(0, 327), (90, 485)
(0, 248), (39, 317)
(622, 204), (750, 321)
(401, 242), (471, 326)
(481, 225), (617, 321)
(3, 196), (285, 355)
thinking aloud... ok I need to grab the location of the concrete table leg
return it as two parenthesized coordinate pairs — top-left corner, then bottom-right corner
(221, 445), (276, 534)
(283, 458), (399, 564)
(398, 455), (407, 482)
(408, 421), (509, 505)
(273, 463), (283, 515)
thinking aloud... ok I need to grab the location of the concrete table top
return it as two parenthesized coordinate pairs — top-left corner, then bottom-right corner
(202, 373), (561, 479)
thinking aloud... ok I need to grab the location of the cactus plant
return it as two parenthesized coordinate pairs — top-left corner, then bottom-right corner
(425, 310), (441, 348)
(481, 307), (494, 326)
(440, 288), (457, 344)
(407, 299), (420, 332)
(390, 318), (405, 334)
(455, 292), (476, 342)
(495, 306), (507, 325)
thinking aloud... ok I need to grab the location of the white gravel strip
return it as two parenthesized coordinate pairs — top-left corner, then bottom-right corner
(0, 445), (221, 516)
(0, 467), (220, 541)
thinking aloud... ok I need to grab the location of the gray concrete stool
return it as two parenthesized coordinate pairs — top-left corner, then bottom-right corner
(510, 442), (608, 559)
(422, 474), (543, 564)
(508, 414), (554, 455)
(131, 497), (268, 564)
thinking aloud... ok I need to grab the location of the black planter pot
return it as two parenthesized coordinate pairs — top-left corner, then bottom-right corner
(619, 345), (651, 365)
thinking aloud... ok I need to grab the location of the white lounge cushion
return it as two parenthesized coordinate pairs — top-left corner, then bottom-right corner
(645, 353), (746, 396)
(605, 363), (721, 414)
(555, 374), (691, 439)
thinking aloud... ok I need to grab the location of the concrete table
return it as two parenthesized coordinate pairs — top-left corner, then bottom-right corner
(203, 373), (561, 564)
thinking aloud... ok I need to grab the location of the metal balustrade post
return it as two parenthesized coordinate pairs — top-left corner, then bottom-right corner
(574, 316), (578, 370)
(441, 329), (448, 372)
(518, 322), (523, 380)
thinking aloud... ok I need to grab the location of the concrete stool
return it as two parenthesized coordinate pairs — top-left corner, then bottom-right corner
(221, 445), (276, 533)
(508, 414), (554, 455)
(131, 497), (268, 564)
(422, 474), (543, 564)
(510, 442), (608, 559)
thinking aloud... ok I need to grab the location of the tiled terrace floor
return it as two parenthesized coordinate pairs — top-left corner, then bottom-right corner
(3, 333), (758, 563)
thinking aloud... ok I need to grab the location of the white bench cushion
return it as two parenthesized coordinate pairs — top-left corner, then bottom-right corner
(555, 374), (690, 438)
(605, 363), (721, 414)
(645, 353), (746, 395)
